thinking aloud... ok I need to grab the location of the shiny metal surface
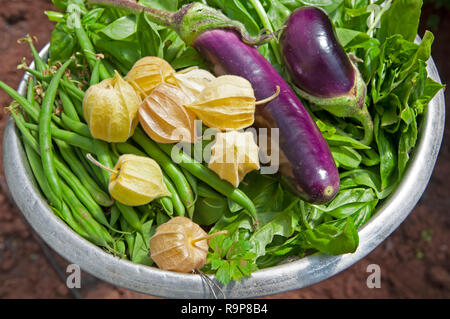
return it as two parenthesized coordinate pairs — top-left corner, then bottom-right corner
(2, 41), (445, 298)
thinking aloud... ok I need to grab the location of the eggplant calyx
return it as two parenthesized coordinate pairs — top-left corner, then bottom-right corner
(175, 3), (272, 46)
(293, 64), (374, 146)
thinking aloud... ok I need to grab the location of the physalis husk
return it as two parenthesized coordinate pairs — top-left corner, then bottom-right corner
(150, 217), (227, 273)
(126, 56), (175, 98)
(166, 67), (216, 102)
(109, 154), (170, 206)
(185, 75), (256, 130)
(208, 131), (260, 187)
(139, 83), (196, 143)
(83, 71), (141, 143)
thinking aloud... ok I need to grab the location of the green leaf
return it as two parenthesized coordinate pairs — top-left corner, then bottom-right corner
(398, 108), (418, 176)
(131, 220), (154, 266)
(193, 196), (229, 226)
(206, 235), (258, 285)
(299, 217), (359, 255)
(170, 47), (207, 70)
(99, 15), (137, 41)
(207, 0), (261, 36)
(377, 0), (423, 43)
(50, 22), (78, 62)
(91, 34), (141, 70)
(374, 115), (398, 189)
(336, 27), (366, 48)
(249, 202), (299, 257)
(136, 10), (163, 58)
(331, 146), (362, 169)
(267, 0), (292, 30)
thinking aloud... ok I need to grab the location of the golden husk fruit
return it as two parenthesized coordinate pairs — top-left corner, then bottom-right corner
(125, 56), (175, 98)
(166, 67), (216, 102)
(150, 216), (209, 273)
(185, 75), (256, 130)
(208, 131), (260, 187)
(139, 83), (196, 143)
(83, 71), (141, 143)
(109, 154), (170, 206)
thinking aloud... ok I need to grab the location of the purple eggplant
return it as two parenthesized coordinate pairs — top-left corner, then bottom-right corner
(89, 0), (340, 204)
(281, 7), (373, 145)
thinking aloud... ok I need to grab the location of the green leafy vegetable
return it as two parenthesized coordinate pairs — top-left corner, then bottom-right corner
(205, 234), (258, 285)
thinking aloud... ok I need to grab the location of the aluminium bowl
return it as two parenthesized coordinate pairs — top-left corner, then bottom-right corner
(2, 41), (445, 298)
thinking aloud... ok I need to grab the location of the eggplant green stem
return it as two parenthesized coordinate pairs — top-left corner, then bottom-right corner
(87, 0), (272, 46)
(247, 0), (282, 64)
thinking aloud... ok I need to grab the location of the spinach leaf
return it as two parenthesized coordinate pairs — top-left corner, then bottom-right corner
(377, 0), (423, 43)
(207, 0), (261, 36)
(99, 15), (137, 41)
(267, 0), (291, 30)
(298, 217), (359, 255)
(50, 22), (78, 62)
(374, 115), (398, 189)
(131, 220), (154, 266)
(331, 146), (363, 169)
(136, 10), (163, 58)
(249, 201), (299, 257)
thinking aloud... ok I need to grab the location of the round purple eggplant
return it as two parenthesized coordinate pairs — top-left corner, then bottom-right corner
(89, 0), (340, 204)
(280, 6), (373, 145)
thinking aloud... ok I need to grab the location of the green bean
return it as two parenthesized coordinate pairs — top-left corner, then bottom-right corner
(94, 139), (115, 187)
(25, 140), (91, 239)
(115, 202), (144, 235)
(67, 6), (111, 80)
(197, 181), (224, 200)
(59, 90), (80, 121)
(71, 95), (84, 120)
(132, 127), (195, 217)
(22, 134), (62, 209)
(24, 122), (97, 154)
(11, 110), (112, 224)
(115, 142), (146, 157)
(11, 110), (113, 214)
(55, 139), (114, 207)
(20, 121), (101, 243)
(61, 113), (91, 137)
(119, 216), (135, 256)
(156, 140), (258, 224)
(109, 205), (121, 227)
(26, 77), (35, 106)
(90, 57), (101, 86)
(114, 142), (185, 216)
(163, 175), (184, 217)
(55, 150), (110, 227)
(159, 195), (174, 216)
(26, 35), (47, 73)
(24, 68), (85, 102)
(61, 179), (114, 249)
(115, 239), (126, 258)
(0, 80), (40, 122)
(78, 148), (109, 190)
(39, 58), (73, 198)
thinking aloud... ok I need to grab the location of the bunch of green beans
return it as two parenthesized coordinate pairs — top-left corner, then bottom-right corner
(1, 29), (259, 262)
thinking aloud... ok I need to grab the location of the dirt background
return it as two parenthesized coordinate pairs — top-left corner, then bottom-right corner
(0, 0), (448, 299)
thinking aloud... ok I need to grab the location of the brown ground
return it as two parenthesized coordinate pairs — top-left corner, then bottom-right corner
(0, 0), (448, 299)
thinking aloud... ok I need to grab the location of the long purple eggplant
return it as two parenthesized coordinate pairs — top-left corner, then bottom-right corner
(89, 0), (340, 204)
(281, 6), (373, 145)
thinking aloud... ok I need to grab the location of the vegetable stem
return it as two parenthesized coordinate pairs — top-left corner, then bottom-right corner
(247, 0), (282, 64)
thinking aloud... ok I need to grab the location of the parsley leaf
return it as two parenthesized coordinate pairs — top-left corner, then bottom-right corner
(204, 234), (258, 285)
